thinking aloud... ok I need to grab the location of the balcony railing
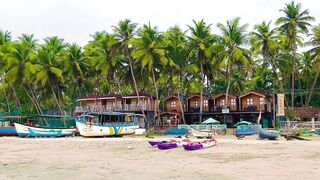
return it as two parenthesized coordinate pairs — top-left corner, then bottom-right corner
(75, 104), (154, 113)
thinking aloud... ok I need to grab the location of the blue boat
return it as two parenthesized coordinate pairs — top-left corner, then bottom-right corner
(0, 127), (17, 136)
(28, 128), (62, 137)
(234, 121), (258, 137)
(0, 115), (18, 136)
(258, 128), (279, 140)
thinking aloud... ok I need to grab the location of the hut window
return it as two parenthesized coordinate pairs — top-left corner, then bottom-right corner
(220, 99), (225, 106)
(170, 101), (176, 108)
(259, 98), (265, 105)
(247, 98), (253, 105)
(204, 99), (208, 107)
(231, 99), (236, 106)
(194, 100), (199, 107)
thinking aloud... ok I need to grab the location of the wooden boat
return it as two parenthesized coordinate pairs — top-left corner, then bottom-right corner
(76, 112), (144, 137)
(235, 129), (256, 137)
(0, 127), (17, 136)
(0, 115), (18, 136)
(258, 128), (279, 140)
(190, 127), (215, 138)
(183, 138), (217, 151)
(157, 139), (191, 150)
(14, 122), (76, 137)
(28, 128), (62, 137)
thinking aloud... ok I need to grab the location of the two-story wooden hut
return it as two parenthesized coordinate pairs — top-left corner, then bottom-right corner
(213, 93), (238, 112)
(159, 95), (184, 127)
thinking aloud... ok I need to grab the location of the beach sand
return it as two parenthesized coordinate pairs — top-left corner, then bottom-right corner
(0, 135), (319, 180)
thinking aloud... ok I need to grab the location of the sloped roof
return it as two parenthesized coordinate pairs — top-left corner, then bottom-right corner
(97, 93), (122, 99)
(214, 92), (237, 99)
(123, 92), (156, 99)
(239, 91), (271, 99)
(186, 93), (210, 101)
(77, 95), (105, 101)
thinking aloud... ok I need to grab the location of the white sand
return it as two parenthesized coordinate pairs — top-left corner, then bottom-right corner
(0, 135), (319, 180)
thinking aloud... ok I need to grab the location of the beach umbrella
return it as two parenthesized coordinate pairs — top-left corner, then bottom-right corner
(202, 118), (220, 124)
(233, 121), (253, 127)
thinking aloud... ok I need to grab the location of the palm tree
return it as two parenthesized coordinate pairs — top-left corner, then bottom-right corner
(217, 18), (251, 121)
(276, 1), (314, 108)
(65, 43), (87, 97)
(4, 34), (40, 112)
(36, 37), (66, 113)
(251, 21), (279, 124)
(132, 23), (169, 125)
(305, 26), (320, 106)
(164, 26), (193, 124)
(187, 19), (215, 122)
(84, 32), (122, 94)
(113, 19), (145, 111)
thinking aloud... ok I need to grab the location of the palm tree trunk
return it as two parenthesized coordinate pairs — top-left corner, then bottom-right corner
(152, 68), (161, 126)
(306, 64), (320, 106)
(125, 47), (146, 124)
(2, 86), (10, 113)
(23, 87), (41, 114)
(178, 74), (186, 124)
(225, 75), (231, 124)
(49, 80), (63, 114)
(9, 82), (21, 109)
(28, 84), (43, 114)
(297, 75), (304, 106)
(200, 62), (204, 123)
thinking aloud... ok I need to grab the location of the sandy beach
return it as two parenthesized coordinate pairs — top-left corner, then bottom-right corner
(0, 135), (319, 180)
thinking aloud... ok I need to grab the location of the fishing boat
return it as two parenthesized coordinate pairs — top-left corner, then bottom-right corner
(0, 115), (22, 136)
(75, 112), (144, 137)
(258, 128), (279, 140)
(28, 128), (62, 137)
(183, 138), (217, 151)
(14, 114), (76, 137)
(234, 121), (258, 138)
(190, 127), (215, 138)
(156, 139), (191, 150)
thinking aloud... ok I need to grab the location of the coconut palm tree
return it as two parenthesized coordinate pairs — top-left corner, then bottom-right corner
(164, 26), (195, 124)
(36, 37), (66, 113)
(305, 26), (320, 106)
(187, 19), (215, 122)
(217, 18), (251, 121)
(276, 1), (314, 108)
(64, 43), (88, 97)
(113, 19), (145, 111)
(132, 23), (169, 125)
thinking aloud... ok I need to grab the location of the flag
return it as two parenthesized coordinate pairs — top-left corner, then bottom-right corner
(257, 110), (262, 124)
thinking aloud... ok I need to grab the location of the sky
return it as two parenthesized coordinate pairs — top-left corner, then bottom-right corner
(0, 0), (319, 46)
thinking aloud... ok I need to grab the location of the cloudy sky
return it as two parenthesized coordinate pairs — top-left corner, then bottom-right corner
(0, 0), (319, 46)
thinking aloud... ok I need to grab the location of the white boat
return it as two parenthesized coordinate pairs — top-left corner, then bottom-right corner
(76, 112), (144, 137)
(190, 127), (216, 138)
(14, 122), (76, 137)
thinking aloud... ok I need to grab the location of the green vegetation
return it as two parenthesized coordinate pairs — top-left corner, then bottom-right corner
(0, 1), (320, 115)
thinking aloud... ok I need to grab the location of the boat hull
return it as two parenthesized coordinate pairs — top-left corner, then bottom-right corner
(235, 129), (256, 137)
(183, 139), (217, 151)
(191, 128), (215, 138)
(14, 123), (76, 137)
(0, 127), (18, 136)
(76, 121), (135, 137)
(157, 143), (178, 150)
(28, 128), (62, 137)
(258, 129), (279, 140)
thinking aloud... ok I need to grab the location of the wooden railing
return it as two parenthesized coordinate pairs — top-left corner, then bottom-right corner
(75, 104), (154, 113)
